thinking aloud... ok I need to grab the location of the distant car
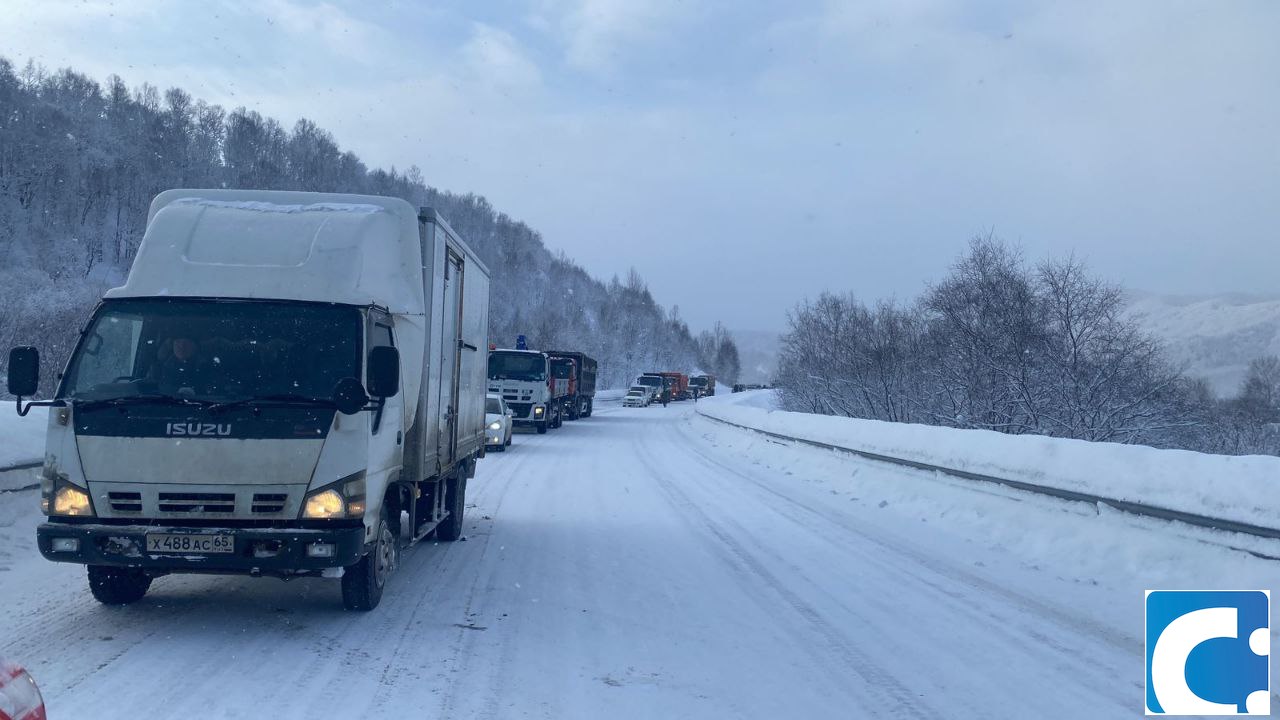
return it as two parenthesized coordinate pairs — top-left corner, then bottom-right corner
(485, 394), (514, 451)
(623, 386), (651, 407)
(0, 659), (46, 720)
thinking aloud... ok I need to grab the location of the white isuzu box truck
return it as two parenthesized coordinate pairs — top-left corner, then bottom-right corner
(6, 189), (490, 610)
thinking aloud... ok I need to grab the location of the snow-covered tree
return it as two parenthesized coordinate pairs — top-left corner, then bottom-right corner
(0, 57), (716, 394)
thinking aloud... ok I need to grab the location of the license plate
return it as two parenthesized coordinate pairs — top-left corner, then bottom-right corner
(146, 533), (234, 554)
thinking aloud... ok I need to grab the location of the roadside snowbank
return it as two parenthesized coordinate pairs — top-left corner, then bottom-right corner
(699, 391), (1280, 529)
(0, 407), (46, 469)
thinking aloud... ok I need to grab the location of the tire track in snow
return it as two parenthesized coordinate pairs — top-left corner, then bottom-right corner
(682, 414), (1142, 657)
(634, 417), (944, 720)
(672, 413), (1142, 710)
(322, 429), (547, 718)
(434, 426), (561, 719)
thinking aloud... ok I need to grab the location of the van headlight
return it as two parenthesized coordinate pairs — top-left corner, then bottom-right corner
(303, 472), (366, 519)
(43, 466), (94, 517)
(303, 490), (344, 519)
(489, 421), (502, 430)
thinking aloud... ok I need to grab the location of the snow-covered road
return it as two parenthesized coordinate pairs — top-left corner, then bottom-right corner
(2, 399), (1277, 718)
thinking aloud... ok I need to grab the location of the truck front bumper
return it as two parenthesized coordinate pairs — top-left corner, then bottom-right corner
(511, 404), (547, 426)
(37, 521), (366, 576)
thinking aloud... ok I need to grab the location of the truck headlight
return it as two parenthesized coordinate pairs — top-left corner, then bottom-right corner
(534, 406), (544, 416)
(303, 471), (366, 519)
(52, 484), (93, 517)
(489, 421), (502, 430)
(303, 489), (345, 519)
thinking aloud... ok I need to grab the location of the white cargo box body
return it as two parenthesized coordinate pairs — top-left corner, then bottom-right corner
(111, 189), (491, 480)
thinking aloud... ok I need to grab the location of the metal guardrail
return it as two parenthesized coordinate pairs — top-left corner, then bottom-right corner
(0, 460), (41, 494)
(696, 408), (1280, 548)
(0, 460), (41, 473)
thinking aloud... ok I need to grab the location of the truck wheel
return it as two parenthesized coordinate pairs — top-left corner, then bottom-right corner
(536, 421), (548, 434)
(87, 566), (151, 605)
(341, 512), (397, 611)
(435, 475), (466, 542)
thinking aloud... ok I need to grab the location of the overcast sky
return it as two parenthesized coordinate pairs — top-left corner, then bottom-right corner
(3, 0), (1277, 332)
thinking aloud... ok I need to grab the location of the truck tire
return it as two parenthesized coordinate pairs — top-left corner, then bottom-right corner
(583, 399), (593, 417)
(435, 475), (466, 542)
(87, 565), (151, 605)
(536, 420), (548, 434)
(341, 512), (396, 611)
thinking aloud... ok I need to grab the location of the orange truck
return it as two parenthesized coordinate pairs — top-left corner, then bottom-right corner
(657, 372), (690, 401)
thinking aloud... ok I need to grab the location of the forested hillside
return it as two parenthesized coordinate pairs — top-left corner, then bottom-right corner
(0, 58), (740, 391)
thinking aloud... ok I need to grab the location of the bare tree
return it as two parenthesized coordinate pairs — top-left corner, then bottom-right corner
(774, 236), (1265, 455)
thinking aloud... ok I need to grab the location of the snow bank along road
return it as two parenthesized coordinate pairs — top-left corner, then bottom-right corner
(2, 396), (1279, 719)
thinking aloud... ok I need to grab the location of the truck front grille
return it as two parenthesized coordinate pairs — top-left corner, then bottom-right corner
(107, 491), (142, 513)
(252, 493), (288, 513)
(158, 492), (235, 514)
(93, 484), (304, 518)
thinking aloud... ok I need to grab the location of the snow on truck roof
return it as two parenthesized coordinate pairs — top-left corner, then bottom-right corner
(107, 189), (432, 314)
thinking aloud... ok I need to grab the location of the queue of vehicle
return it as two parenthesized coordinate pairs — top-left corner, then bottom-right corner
(487, 342), (598, 434)
(623, 372), (715, 407)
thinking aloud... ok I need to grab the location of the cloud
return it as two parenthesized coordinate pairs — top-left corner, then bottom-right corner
(243, 0), (394, 64)
(460, 23), (543, 92)
(1, 0), (1277, 331)
(538, 0), (701, 75)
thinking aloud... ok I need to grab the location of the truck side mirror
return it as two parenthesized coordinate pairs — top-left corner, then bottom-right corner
(7, 346), (39, 397)
(367, 346), (400, 398)
(333, 377), (369, 416)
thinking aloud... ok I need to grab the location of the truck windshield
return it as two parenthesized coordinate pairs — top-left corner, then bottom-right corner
(489, 352), (546, 382)
(637, 376), (662, 388)
(60, 299), (361, 403)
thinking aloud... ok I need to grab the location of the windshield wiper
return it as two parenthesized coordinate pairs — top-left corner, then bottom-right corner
(75, 394), (213, 410)
(208, 394), (336, 413)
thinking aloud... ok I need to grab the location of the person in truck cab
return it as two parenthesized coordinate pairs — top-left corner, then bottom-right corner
(153, 336), (214, 393)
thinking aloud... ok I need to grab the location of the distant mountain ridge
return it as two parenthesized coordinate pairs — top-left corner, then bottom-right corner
(1125, 291), (1280, 397)
(732, 328), (781, 384)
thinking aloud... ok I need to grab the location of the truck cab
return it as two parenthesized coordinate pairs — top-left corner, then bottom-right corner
(688, 375), (713, 398)
(487, 349), (562, 433)
(636, 374), (665, 404)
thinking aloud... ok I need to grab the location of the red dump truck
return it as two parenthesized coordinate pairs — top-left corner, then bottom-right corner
(655, 372), (689, 401)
